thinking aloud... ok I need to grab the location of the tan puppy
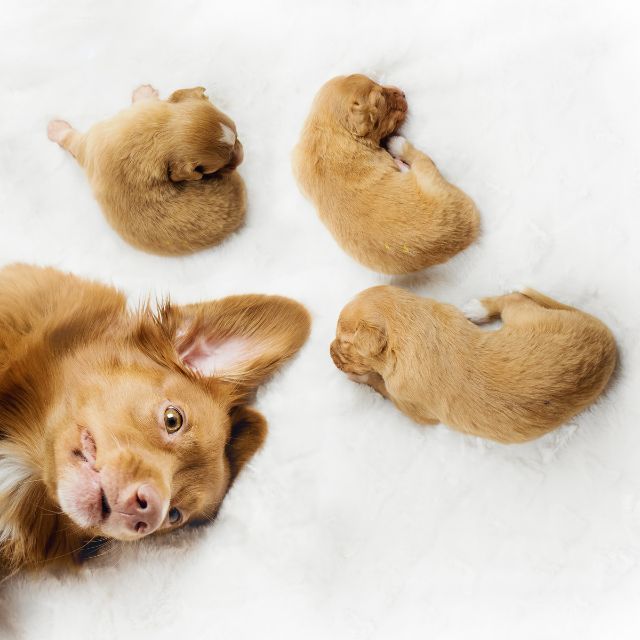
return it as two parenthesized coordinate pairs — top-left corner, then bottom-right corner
(0, 263), (310, 576)
(48, 85), (246, 255)
(292, 74), (480, 274)
(331, 285), (616, 442)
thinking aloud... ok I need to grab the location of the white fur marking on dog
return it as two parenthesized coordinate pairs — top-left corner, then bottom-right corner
(0, 521), (18, 544)
(219, 123), (236, 146)
(462, 298), (490, 324)
(386, 135), (407, 158)
(0, 450), (32, 496)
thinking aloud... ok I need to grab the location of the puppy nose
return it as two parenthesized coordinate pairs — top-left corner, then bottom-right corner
(121, 483), (165, 536)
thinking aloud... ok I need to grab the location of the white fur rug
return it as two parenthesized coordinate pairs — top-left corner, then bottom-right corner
(1, 1), (639, 638)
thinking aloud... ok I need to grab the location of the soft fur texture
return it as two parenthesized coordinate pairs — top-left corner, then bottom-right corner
(292, 74), (480, 274)
(47, 85), (246, 255)
(331, 286), (617, 442)
(0, 263), (310, 576)
(2, 1), (639, 637)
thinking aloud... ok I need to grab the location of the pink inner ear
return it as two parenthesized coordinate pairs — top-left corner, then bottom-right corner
(179, 335), (259, 377)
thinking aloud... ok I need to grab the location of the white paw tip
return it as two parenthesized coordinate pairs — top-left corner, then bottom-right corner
(462, 298), (490, 323)
(386, 135), (407, 158)
(47, 120), (71, 143)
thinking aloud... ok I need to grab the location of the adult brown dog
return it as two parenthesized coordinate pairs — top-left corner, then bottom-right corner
(0, 264), (310, 576)
(331, 285), (616, 442)
(292, 74), (480, 274)
(48, 85), (245, 255)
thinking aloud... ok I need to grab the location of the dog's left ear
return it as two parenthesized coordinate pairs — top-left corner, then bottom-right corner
(168, 160), (204, 182)
(226, 406), (268, 480)
(170, 294), (311, 395)
(347, 87), (384, 137)
(168, 140), (237, 182)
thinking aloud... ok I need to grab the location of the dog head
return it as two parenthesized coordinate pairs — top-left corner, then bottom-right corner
(330, 288), (389, 376)
(46, 295), (310, 542)
(314, 74), (407, 142)
(166, 87), (244, 182)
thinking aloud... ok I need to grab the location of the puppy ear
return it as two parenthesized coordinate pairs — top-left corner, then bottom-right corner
(352, 320), (387, 357)
(226, 406), (268, 480)
(348, 88), (384, 137)
(171, 295), (311, 393)
(168, 87), (207, 103)
(168, 147), (235, 182)
(168, 160), (203, 182)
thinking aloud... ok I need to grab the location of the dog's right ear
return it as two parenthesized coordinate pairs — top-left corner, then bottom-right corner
(167, 87), (207, 103)
(352, 320), (387, 357)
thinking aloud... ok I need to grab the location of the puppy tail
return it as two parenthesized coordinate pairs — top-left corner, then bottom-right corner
(518, 287), (577, 312)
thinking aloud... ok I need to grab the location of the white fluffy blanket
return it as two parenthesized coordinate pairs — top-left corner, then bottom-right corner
(1, 1), (639, 637)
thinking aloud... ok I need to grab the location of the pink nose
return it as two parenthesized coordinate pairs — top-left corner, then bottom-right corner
(115, 483), (165, 536)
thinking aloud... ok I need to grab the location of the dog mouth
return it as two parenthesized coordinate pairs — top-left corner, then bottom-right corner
(65, 428), (111, 525)
(100, 487), (111, 519)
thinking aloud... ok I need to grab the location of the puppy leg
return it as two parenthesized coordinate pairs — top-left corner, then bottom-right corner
(348, 372), (391, 399)
(132, 84), (159, 103)
(351, 372), (441, 425)
(463, 292), (543, 325)
(386, 136), (447, 190)
(47, 120), (84, 160)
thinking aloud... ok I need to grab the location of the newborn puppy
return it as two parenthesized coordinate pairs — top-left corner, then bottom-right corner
(331, 286), (616, 442)
(0, 263), (310, 576)
(292, 74), (479, 274)
(48, 85), (246, 255)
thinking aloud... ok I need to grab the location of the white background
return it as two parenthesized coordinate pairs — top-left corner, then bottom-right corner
(1, 1), (639, 638)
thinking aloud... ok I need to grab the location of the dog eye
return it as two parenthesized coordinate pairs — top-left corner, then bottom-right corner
(164, 406), (184, 433)
(168, 507), (182, 525)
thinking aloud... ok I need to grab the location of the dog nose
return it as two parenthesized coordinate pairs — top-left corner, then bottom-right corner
(119, 483), (165, 536)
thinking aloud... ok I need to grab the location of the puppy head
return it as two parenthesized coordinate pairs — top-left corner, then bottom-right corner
(47, 295), (310, 542)
(166, 87), (244, 182)
(314, 74), (407, 142)
(330, 291), (388, 376)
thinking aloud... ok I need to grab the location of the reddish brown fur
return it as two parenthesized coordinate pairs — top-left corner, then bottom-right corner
(331, 286), (617, 442)
(48, 86), (246, 255)
(292, 74), (480, 274)
(0, 264), (310, 577)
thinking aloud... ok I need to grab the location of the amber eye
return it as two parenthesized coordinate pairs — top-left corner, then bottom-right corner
(164, 406), (184, 434)
(168, 507), (182, 525)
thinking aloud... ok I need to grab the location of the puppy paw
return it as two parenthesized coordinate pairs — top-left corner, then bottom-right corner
(462, 298), (491, 324)
(132, 84), (159, 103)
(47, 119), (72, 144)
(386, 135), (407, 159)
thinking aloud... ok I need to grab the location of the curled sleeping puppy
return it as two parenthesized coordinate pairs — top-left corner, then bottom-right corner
(331, 285), (616, 442)
(0, 263), (310, 576)
(292, 74), (480, 274)
(47, 85), (245, 255)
